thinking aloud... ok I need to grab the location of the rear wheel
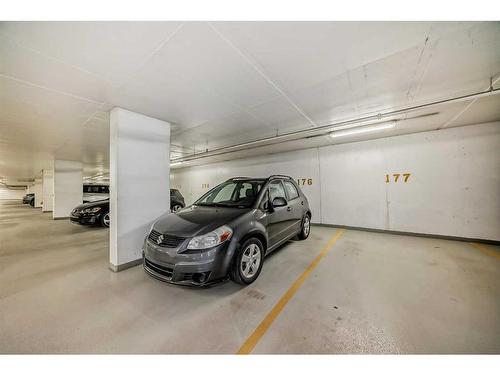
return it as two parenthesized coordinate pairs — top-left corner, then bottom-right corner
(100, 212), (110, 228)
(297, 214), (311, 240)
(230, 237), (264, 285)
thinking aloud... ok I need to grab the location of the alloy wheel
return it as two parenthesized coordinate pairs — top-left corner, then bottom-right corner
(240, 243), (261, 278)
(103, 213), (110, 227)
(303, 216), (310, 236)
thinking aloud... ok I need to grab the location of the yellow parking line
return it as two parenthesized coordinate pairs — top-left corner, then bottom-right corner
(470, 242), (500, 260)
(236, 229), (345, 354)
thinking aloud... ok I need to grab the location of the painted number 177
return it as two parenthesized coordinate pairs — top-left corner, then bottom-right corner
(385, 173), (411, 183)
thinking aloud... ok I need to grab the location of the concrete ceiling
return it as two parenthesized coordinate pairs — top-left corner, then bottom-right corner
(0, 21), (499, 183)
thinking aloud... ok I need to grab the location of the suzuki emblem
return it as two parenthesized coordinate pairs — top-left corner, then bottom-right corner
(156, 234), (164, 245)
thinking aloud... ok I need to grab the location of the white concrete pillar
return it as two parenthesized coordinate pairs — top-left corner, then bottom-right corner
(42, 169), (54, 212)
(33, 179), (43, 208)
(109, 108), (171, 271)
(53, 160), (83, 219)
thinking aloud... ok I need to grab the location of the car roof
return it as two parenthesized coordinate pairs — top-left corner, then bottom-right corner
(227, 175), (293, 182)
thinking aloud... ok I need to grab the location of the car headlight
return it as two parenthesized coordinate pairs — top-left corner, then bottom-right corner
(82, 207), (101, 214)
(187, 225), (233, 250)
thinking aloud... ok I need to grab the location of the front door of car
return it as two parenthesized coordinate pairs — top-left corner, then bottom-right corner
(266, 180), (294, 248)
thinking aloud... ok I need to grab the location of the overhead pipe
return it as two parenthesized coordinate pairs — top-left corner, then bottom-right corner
(170, 87), (500, 165)
(0, 182), (28, 190)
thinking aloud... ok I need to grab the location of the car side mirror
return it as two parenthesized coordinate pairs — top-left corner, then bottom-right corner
(272, 197), (287, 208)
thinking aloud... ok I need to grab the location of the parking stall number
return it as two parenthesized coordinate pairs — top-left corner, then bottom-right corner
(385, 173), (411, 183)
(296, 178), (313, 186)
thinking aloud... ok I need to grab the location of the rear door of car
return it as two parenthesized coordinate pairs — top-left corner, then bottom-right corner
(283, 179), (303, 234)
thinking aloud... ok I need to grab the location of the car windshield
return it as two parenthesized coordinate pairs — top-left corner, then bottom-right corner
(194, 180), (264, 208)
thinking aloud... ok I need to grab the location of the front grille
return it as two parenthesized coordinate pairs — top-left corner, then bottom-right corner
(148, 229), (185, 248)
(144, 258), (174, 279)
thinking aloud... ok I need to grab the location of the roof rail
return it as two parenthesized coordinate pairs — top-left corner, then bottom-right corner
(228, 176), (254, 180)
(267, 174), (293, 180)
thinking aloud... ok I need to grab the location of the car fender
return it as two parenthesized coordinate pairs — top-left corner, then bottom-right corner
(218, 210), (268, 275)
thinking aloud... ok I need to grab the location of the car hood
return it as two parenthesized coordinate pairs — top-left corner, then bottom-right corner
(152, 205), (251, 237)
(74, 199), (109, 210)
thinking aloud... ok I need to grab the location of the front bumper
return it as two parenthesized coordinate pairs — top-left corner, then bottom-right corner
(142, 238), (232, 286)
(69, 213), (101, 226)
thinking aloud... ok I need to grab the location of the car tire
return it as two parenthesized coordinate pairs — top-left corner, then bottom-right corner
(230, 237), (264, 285)
(171, 204), (183, 212)
(100, 212), (110, 228)
(297, 214), (311, 240)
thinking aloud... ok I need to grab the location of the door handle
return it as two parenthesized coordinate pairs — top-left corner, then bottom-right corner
(287, 207), (292, 211)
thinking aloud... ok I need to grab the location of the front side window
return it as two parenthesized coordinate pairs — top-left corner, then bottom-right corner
(283, 181), (299, 200)
(195, 180), (263, 208)
(269, 180), (286, 201)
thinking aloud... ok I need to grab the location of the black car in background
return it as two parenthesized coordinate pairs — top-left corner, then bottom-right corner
(83, 184), (109, 203)
(70, 199), (110, 227)
(22, 193), (35, 206)
(70, 189), (186, 228)
(170, 188), (185, 212)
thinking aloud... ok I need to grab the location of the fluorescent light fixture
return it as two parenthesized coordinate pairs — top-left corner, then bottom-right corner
(329, 122), (396, 138)
(170, 161), (182, 167)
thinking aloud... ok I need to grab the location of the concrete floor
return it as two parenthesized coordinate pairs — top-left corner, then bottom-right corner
(1, 199), (499, 354)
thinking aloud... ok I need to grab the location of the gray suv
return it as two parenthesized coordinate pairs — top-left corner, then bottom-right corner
(143, 175), (311, 286)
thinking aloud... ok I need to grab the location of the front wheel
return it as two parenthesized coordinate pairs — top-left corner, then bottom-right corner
(297, 214), (311, 240)
(230, 238), (264, 285)
(100, 212), (110, 228)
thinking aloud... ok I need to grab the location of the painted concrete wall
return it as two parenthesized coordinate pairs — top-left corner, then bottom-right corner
(0, 186), (26, 200)
(33, 179), (43, 208)
(109, 108), (171, 269)
(53, 160), (83, 219)
(42, 169), (54, 212)
(172, 122), (500, 241)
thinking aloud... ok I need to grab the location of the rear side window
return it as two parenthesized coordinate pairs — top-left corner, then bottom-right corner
(283, 181), (299, 200)
(83, 185), (109, 193)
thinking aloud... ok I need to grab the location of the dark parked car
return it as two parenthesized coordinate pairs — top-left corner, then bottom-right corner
(22, 193), (35, 206)
(143, 175), (311, 286)
(83, 183), (109, 203)
(70, 189), (186, 228)
(170, 188), (185, 212)
(70, 199), (110, 227)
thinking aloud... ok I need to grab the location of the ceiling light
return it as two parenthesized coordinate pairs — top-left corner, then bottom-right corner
(329, 122), (396, 138)
(170, 161), (182, 167)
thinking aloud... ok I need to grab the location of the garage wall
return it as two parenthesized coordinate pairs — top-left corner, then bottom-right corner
(0, 186), (26, 200)
(171, 122), (500, 241)
(171, 148), (322, 221)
